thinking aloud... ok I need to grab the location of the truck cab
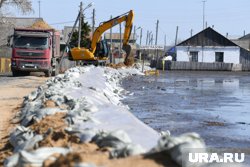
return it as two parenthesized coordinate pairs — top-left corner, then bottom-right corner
(10, 28), (60, 77)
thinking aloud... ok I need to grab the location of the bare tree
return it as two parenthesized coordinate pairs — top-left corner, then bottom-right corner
(0, 0), (32, 46)
(0, 0), (33, 15)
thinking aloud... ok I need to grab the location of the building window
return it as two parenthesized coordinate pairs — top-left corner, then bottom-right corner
(215, 52), (224, 62)
(190, 51), (198, 62)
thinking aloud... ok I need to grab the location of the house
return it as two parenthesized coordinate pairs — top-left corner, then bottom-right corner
(104, 33), (136, 44)
(175, 27), (250, 71)
(104, 33), (137, 51)
(176, 27), (241, 63)
(232, 34), (250, 51)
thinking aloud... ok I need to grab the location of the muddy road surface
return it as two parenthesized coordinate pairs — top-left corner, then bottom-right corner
(0, 73), (47, 146)
(122, 71), (250, 149)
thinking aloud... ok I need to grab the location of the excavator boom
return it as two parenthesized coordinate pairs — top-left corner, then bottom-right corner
(70, 10), (135, 65)
(91, 10), (134, 53)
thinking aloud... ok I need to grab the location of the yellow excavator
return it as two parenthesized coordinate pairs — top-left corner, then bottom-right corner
(69, 10), (134, 66)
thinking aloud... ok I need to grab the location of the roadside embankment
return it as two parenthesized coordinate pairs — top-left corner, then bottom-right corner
(2, 66), (206, 167)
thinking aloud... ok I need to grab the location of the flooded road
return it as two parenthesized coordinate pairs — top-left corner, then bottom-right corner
(122, 71), (250, 148)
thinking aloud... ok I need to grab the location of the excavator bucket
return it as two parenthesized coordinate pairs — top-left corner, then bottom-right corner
(123, 44), (134, 66)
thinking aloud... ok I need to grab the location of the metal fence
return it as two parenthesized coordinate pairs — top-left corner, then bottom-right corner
(151, 60), (234, 71)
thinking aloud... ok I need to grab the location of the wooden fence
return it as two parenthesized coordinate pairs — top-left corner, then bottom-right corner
(151, 60), (234, 71)
(0, 58), (11, 73)
(240, 48), (250, 71)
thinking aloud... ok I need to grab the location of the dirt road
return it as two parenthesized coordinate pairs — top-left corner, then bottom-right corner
(0, 74), (47, 147)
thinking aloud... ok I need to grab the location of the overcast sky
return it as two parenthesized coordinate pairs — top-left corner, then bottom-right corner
(14, 0), (250, 45)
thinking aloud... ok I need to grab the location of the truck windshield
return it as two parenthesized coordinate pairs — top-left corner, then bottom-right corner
(14, 36), (48, 50)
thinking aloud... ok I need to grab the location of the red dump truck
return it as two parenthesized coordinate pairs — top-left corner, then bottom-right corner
(9, 28), (61, 77)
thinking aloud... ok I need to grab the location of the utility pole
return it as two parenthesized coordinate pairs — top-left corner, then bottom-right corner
(148, 31), (152, 45)
(148, 31), (151, 45)
(175, 26), (179, 46)
(139, 28), (143, 61)
(155, 20), (159, 46)
(133, 25), (136, 44)
(164, 34), (167, 52)
(191, 29), (193, 37)
(155, 20), (159, 63)
(146, 30), (149, 45)
(140, 28), (143, 46)
(92, 8), (95, 37)
(150, 34), (153, 45)
(150, 33), (153, 58)
(202, 0), (207, 62)
(78, 2), (83, 48)
(175, 26), (179, 61)
(60, 5), (81, 69)
(119, 23), (122, 59)
(38, 0), (41, 18)
(164, 34), (166, 47)
(110, 15), (113, 63)
(202, 0), (206, 30)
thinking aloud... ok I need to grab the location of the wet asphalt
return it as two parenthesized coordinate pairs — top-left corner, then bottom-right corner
(122, 71), (250, 149)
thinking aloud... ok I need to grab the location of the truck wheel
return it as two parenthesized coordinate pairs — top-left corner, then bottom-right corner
(22, 72), (30, 76)
(12, 71), (20, 77)
(45, 69), (52, 77)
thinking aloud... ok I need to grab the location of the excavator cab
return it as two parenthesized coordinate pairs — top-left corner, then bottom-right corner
(94, 40), (109, 58)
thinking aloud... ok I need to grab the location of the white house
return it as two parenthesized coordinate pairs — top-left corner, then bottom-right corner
(176, 27), (241, 64)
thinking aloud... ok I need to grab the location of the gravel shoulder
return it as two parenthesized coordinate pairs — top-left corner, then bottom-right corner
(0, 75), (47, 153)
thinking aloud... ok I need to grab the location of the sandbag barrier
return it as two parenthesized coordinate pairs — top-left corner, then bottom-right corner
(4, 65), (207, 167)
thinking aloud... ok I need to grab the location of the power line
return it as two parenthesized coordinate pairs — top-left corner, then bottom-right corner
(50, 21), (75, 25)
(49, 17), (92, 25)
